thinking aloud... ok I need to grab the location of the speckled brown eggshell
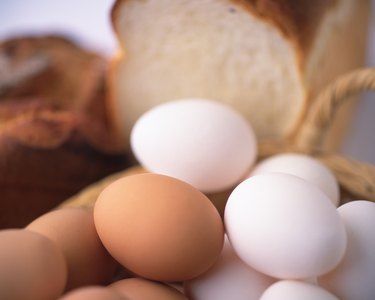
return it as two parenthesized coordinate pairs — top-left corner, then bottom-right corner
(94, 173), (224, 282)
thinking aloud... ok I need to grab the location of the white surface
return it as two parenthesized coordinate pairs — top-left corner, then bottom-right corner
(0, 0), (374, 163)
(184, 237), (275, 300)
(319, 201), (375, 300)
(224, 173), (347, 279)
(131, 99), (257, 192)
(250, 153), (340, 206)
(260, 280), (339, 300)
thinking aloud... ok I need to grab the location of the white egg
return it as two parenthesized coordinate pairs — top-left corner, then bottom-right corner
(184, 236), (276, 300)
(250, 153), (339, 206)
(224, 173), (347, 279)
(130, 98), (257, 192)
(319, 200), (375, 300)
(260, 280), (339, 300)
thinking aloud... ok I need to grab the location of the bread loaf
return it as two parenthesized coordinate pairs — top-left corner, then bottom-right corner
(109, 0), (370, 150)
(0, 36), (128, 228)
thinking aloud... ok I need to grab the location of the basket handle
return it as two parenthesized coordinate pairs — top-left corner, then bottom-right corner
(294, 67), (375, 152)
(319, 153), (375, 202)
(258, 68), (375, 202)
(292, 67), (375, 201)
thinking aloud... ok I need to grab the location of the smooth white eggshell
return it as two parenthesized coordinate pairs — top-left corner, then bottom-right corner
(184, 236), (276, 300)
(130, 98), (257, 192)
(260, 280), (339, 300)
(250, 153), (339, 206)
(319, 200), (375, 300)
(224, 173), (347, 279)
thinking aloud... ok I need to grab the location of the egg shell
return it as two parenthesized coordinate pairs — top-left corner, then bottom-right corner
(184, 236), (276, 300)
(0, 229), (67, 300)
(130, 98), (257, 193)
(110, 278), (188, 300)
(259, 280), (339, 300)
(224, 173), (347, 279)
(106, 165), (230, 218)
(250, 153), (339, 206)
(94, 173), (224, 281)
(26, 207), (117, 290)
(319, 200), (375, 300)
(58, 286), (125, 300)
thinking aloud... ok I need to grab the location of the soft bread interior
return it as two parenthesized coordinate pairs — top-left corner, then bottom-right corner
(112, 0), (305, 144)
(110, 0), (369, 149)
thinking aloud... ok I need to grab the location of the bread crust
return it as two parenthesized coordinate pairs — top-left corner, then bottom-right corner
(235, 0), (337, 67)
(0, 35), (129, 228)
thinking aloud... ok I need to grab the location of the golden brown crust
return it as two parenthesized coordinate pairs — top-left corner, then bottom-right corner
(0, 35), (109, 124)
(0, 35), (129, 228)
(246, 0), (336, 49)
(233, 0), (337, 66)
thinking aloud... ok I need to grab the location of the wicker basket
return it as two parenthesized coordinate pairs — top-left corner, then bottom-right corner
(60, 67), (375, 209)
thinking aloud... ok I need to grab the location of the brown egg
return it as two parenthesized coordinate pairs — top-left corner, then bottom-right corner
(0, 229), (67, 300)
(58, 286), (125, 300)
(94, 173), (224, 282)
(109, 278), (188, 300)
(26, 207), (117, 290)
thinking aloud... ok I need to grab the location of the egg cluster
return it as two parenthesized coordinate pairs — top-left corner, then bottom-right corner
(0, 98), (374, 300)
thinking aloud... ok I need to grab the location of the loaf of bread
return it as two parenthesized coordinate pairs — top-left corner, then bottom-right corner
(108, 0), (370, 150)
(0, 36), (128, 228)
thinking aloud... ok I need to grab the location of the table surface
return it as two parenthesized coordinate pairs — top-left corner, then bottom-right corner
(0, 0), (374, 163)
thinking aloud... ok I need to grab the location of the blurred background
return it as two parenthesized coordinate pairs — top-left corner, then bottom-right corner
(0, 0), (374, 163)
